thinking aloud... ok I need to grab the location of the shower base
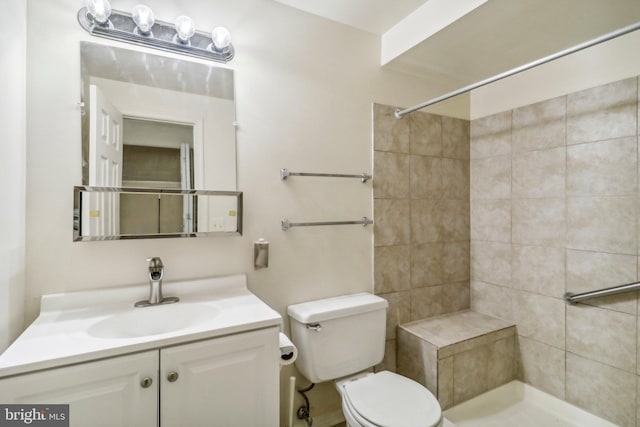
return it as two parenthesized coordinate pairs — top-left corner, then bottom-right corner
(444, 380), (617, 427)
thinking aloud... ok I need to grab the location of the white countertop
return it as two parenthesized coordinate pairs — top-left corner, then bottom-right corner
(0, 274), (282, 378)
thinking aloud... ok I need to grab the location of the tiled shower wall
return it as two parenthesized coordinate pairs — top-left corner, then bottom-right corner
(373, 104), (471, 371)
(470, 77), (640, 427)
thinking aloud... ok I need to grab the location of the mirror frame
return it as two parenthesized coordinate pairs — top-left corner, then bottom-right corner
(73, 186), (243, 241)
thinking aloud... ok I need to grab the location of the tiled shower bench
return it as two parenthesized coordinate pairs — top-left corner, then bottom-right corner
(397, 310), (516, 409)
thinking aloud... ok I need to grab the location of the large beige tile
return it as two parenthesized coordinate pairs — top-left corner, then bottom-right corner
(512, 147), (565, 198)
(567, 136), (637, 197)
(437, 356), (454, 409)
(567, 196), (636, 255)
(378, 291), (411, 341)
(397, 328), (433, 388)
(401, 310), (514, 350)
(567, 304), (636, 373)
(374, 151), (410, 199)
(486, 336), (516, 390)
(637, 375), (640, 427)
(374, 245), (410, 294)
(443, 241), (470, 283)
(410, 155), (441, 199)
(512, 198), (565, 247)
(512, 245), (564, 298)
(512, 290), (565, 348)
(411, 199), (442, 244)
(471, 241), (511, 286)
(470, 111), (512, 159)
(566, 250), (637, 314)
(453, 344), (491, 404)
(512, 96), (566, 153)
(441, 281), (470, 314)
(567, 78), (638, 145)
(517, 336), (565, 399)
(411, 242), (443, 287)
(442, 116), (470, 160)
(410, 286), (445, 320)
(470, 281), (512, 321)
(410, 111), (442, 156)
(374, 103), (410, 153)
(440, 199), (470, 241)
(374, 198), (410, 246)
(470, 155), (511, 200)
(566, 353), (636, 427)
(470, 199), (511, 243)
(442, 158), (469, 200)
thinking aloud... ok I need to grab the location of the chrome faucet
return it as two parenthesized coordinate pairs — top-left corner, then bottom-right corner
(135, 257), (180, 307)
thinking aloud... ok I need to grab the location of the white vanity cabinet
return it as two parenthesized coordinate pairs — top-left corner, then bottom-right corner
(0, 327), (279, 427)
(161, 327), (279, 426)
(0, 350), (159, 427)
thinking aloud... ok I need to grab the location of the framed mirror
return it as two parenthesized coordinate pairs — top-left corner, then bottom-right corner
(74, 187), (242, 241)
(78, 42), (239, 240)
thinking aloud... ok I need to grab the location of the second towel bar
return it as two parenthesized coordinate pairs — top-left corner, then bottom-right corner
(281, 168), (372, 183)
(281, 217), (373, 231)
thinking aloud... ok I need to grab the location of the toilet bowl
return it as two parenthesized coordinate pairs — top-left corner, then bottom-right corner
(336, 371), (443, 427)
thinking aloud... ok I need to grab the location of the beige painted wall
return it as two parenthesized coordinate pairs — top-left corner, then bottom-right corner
(470, 29), (640, 119)
(0, 0), (26, 352)
(24, 0), (462, 421)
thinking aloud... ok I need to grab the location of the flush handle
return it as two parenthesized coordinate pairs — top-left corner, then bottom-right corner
(140, 377), (153, 388)
(167, 371), (179, 382)
(306, 323), (322, 332)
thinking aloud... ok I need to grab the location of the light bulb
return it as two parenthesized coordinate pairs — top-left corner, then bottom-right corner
(175, 16), (195, 43)
(132, 5), (155, 35)
(86, 0), (112, 24)
(211, 27), (231, 52)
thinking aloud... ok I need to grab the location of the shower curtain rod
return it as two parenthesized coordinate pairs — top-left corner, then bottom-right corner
(394, 20), (640, 119)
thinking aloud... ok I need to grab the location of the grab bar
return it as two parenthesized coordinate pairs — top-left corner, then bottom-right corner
(281, 168), (372, 183)
(564, 281), (640, 304)
(281, 217), (373, 231)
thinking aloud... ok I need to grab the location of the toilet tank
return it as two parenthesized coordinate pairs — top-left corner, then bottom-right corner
(287, 293), (388, 383)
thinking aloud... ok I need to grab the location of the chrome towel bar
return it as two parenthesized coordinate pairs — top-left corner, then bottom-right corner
(281, 217), (373, 231)
(564, 280), (640, 304)
(281, 168), (372, 183)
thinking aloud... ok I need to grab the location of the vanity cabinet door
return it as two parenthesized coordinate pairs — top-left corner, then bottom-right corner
(0, 351), (158, 427)
(160, 327), (279, 427)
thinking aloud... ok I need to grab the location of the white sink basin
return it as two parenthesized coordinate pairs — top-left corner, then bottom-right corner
(0, 274), (283, 378)
(88, 302), (219, 339)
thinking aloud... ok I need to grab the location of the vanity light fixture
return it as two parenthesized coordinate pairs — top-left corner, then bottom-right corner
(85, 0), (112, 25)
(131, 4), (155, 36)
(78, 1), (235, 63)
(174, 16), (196, 44)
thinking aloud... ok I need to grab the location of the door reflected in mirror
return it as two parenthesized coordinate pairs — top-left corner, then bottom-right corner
(81, 41), (236, 192)
(74, 187), (243, 241)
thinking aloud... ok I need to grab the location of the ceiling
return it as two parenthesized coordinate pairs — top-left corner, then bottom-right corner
(272, 0), (429, 35)
(274, 0), (640, 92)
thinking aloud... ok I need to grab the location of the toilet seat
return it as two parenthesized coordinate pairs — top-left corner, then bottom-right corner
(340, 371), (442, 427)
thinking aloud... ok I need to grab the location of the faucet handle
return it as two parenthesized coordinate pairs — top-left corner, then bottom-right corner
(147, 257), (164, 269)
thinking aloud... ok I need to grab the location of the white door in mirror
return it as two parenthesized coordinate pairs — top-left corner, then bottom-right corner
(85, 84), (123, 237)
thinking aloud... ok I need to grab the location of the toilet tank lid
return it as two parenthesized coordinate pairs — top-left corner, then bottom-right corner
(287, 292), (388, 323)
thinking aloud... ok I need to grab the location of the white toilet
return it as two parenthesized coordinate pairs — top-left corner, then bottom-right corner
(287, 292), (443, 427)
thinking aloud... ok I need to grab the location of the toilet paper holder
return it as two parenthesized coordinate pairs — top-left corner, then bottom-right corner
(279, 332), (297, 365)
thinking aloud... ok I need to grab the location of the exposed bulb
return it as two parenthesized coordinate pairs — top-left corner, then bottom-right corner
(86, 0), (112, 24)
(175, 16), (196, 43)
(132, 5), (155, 35)
(211, 27), (231, 52)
